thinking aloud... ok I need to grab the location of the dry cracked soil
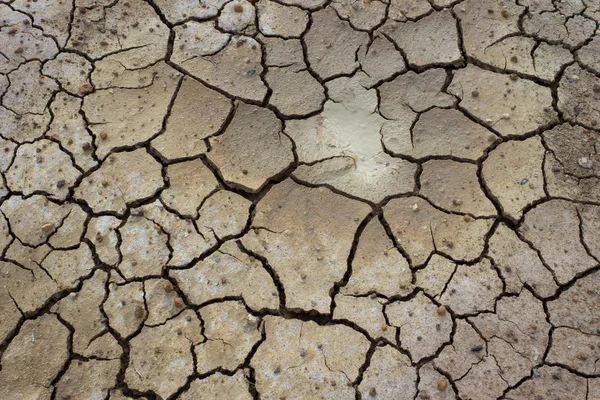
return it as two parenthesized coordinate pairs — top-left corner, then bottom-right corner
(0, 0), (600, 399)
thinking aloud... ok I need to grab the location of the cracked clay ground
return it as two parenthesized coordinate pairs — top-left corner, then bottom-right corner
(2, 1), (600, 400)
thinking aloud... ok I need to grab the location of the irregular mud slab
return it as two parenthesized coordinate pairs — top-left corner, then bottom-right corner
(1, 195), (71, 247)
(488, 223), (558, 298)
(74, 149), (164, 215)
(357, 34), (406, 87)
(387, 292), (453, 362)
(161, 159), (219, 218)
(384, 197), (493, 266)
(330, 0), (387, 31)
(504, 366), (587, 400)
(0, 272), (21, 344)
(208, 102), (294, 193)
(454, 355), (507, 400)
(357, 345), (417, 400)
(171, 241), (280, 312)
(577, 36), (600, 75)
(435, 319), (486, 380)
(196, 300), (262, 374)
(5, 139), (81, 200)
(83, 62), (180, 158)
(403, 108), (497, 161)
(382, 10), (462, 67)
(543, 123), (600, 179)
(104, 281), (146, 339)
(125, 310), (203, 399)
(469, 290), (550, 384)
(482, 136), (546, 221)
(333, 294), (396, 342)
(42, 53), (93, 96)
(439, 259), (503, 316)
(415, 255), (457, 300)
(67, 0), (169, 67)
(289, 76), (416, 202)
(0, 106), (50, 143)
(380, 69), (455, 118)
(388, 0), (432, 19)
(1, 247), (58, 314)
(341, 217), (413, 298)
(196, 190), (252, 240)
(181, 371), (252, 400)
(241, 179), (370, 313)
(544, 151), (600, 202)
(118, 214), (170, 279)
(558, 64), (600, 129)
(265, 66), (325, 117)
(420, 160), (497, 217)
(548, 270), (600, 335)
(86, 216), (121, 266)
(46, 92), (98, 172)
(151, 76), (232, 160)
(579, 204), (600, 260)
(3, 61), (58, 115)
(304, 8), (369, 80)
(0, 314), (69, 399)
(0, 5), (58, 73)
(217, 0), (256, 34)
(136, 203), (215, 267)
(143, 279), (180, 326)
(257, 0), (308, 37)
(153, 0), (228, 24)
(52, 271), (121, 359)
(417, 362), (456, 400)
(251, 317), (370, 399)
(171, 35), (268, 102)
(448, 65), (557, 137)
(547, 327), (600, 375)
(55, 359), (120, 400)
(523, 10), (595, 48)
(520, 200), (597, 285)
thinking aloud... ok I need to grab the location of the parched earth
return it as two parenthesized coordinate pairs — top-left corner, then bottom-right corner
(0, 0), (600, 399)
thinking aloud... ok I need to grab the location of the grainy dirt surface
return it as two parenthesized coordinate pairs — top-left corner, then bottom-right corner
(0, 0), (599, 399)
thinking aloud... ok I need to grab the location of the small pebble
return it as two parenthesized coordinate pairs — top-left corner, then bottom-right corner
(79, 82), (93, 95)
(471, 90), (479, 97)
(412, 203), (419, 212)
(174, 297), (185, 308)
(436, 377), (449, 391)
(234, 3), (244, 12)
(578, 157), (593, 169)
(520, 178), (529, 185)
(42, 223), (54, 232)
(163, 280), (174, 292)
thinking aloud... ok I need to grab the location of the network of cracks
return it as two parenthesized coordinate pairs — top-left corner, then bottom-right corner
(0, 0), (600, 399)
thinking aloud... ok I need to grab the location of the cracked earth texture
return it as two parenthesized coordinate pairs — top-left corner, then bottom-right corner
(1, 0), (600, 399)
